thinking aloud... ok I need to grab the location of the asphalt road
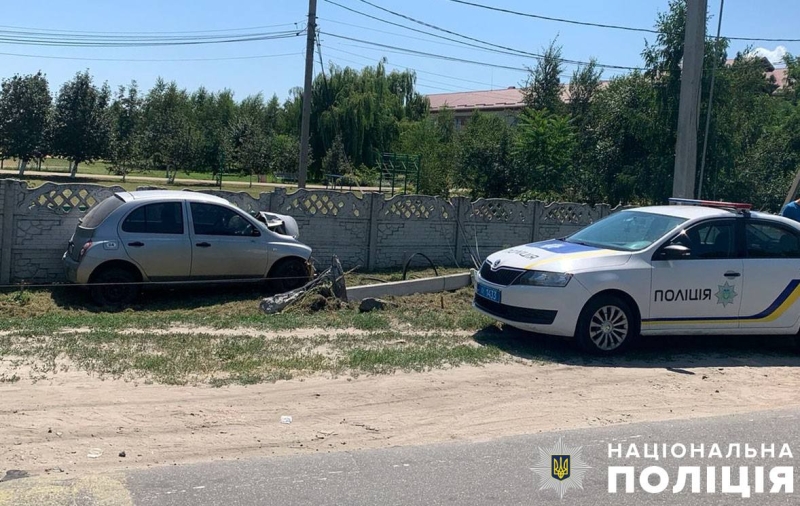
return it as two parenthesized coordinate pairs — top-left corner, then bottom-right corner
(123, 408), (800, 506)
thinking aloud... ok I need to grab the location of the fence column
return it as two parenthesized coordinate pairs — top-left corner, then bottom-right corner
(453, 197), (467, 268)
(367, 192), (382, 271)
(0, 179), (19, 284)
(530, 200), (542, 243)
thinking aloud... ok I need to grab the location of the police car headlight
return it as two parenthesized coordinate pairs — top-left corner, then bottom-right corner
(514, 270), (572, 287)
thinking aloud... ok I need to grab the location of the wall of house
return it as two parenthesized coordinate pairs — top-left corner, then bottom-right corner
(0, 179), (621, 283)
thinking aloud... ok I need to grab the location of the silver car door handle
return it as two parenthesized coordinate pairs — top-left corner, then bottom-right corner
(724, 271), (741, 278)
(195, 242), (211, 248)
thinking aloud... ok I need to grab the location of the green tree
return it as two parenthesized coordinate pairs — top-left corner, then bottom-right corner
(456, 111), (516, 199)
(229, 115), (269, 184)
(321, 133), (353, 176)
(267, 134), (301, 176)
(108, 81), (142, 182)
(51, 71), (111, 177)
(514, 109), (576, 200)
(305, 61), (428, 178)
(0, 72), (51, 176)
(140, 79), (197, 183)
(397, 109), (456, 196)
(590, 72), (666, 204)
(567, 60), (603, 201)
(522, 40), (565, 115)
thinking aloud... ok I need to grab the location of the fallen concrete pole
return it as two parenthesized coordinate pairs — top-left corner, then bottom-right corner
(346, 272), (473, 302)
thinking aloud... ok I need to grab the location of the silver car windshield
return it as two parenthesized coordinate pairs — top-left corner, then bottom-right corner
(565, 211), (687, 251)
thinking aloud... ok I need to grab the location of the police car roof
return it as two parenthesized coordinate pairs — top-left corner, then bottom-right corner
(628, 205), (737, 220)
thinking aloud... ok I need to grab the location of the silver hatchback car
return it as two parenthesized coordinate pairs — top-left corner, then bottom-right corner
(63, 191), (313, 305)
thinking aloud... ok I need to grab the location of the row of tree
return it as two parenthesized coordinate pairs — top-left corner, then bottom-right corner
(1, 0), (799, 209)
(0, 72), (303, 182)
(401, 1), (800, 210)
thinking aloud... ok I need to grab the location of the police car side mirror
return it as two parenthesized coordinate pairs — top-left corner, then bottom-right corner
(655, 244), (691, 261)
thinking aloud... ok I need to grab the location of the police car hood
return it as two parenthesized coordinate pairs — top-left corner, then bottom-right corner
(485, 239), (631, 273)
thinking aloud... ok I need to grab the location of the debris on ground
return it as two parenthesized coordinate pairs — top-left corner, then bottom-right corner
(260, 256), (350, 315)
(280, 415), (293, 424)
(0, 470), (29, 482)
(358, 297), (395, 313)
(87, 448), (103, 459)
(118, 451), (126, 458)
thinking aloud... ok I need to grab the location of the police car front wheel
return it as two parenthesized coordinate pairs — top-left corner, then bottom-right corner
(576, 295), (638, 354)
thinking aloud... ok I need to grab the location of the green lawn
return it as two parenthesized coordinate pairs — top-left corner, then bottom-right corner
(2, 157), (283, 184)
(0, 269), (502, 385)
(19, 176), (272, 198)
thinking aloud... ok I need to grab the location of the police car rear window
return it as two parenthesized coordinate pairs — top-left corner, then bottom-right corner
(566, 211), (687, 251)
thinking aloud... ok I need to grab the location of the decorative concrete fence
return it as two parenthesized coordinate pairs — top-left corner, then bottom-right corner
(0, 179), (623, 283)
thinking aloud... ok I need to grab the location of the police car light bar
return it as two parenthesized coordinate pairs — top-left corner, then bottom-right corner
(668, 198), (752, 210)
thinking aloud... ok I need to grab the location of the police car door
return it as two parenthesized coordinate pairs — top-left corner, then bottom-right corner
(738, 220), (800, 330)
(646, 219), (743, 333)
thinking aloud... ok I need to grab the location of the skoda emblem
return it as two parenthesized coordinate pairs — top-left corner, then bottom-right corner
(492, 259), (502, 270)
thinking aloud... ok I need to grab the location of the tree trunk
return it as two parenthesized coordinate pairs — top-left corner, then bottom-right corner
(18, 159), (27, 177)
(70, 160), (79, 178)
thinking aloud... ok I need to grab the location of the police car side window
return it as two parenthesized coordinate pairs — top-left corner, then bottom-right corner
(746, 222), (800, 259)
(669, 221), (735, 259)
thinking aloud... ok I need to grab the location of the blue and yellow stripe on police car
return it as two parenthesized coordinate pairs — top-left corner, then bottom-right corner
(522, 249), (618, 270)
(642, 279), (800, 326)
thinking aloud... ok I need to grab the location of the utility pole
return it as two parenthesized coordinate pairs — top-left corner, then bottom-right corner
(672, 0), (707, 199)
(298, 0), (317, 189)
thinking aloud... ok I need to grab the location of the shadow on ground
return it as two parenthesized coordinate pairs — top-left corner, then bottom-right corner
(47, 282), (272, 313)
(473, 325), (800, 369)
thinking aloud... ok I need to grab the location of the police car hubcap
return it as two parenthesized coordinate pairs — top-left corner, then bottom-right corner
(589, 305), (629, 351)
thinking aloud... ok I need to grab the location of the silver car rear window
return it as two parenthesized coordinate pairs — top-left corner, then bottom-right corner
(80, 195), (124, 229)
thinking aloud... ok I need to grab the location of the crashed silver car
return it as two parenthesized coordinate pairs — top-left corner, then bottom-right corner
(62, 190), (313, 305)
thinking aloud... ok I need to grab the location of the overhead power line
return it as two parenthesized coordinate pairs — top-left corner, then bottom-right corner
(321, 32), (528, 72)
(343, 0), (641, 70)
(0, 22), (302, 36)
(446, 0), (800, 43)
(0, 51), (304, 63)
(447, 0), (657, 34)
(324, 44), (500, 87)
(323, 0), (543, 62)
(321, 32), (527, 72)
(0, 29), (304, 47)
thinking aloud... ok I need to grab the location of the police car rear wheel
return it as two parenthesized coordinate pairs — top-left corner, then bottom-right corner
(576, 296), (636, 354)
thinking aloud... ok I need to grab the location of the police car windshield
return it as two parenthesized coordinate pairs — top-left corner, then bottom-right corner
(565, 211), (687, 251)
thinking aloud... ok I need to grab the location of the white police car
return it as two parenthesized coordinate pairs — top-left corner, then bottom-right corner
(474, 199), (800, 354)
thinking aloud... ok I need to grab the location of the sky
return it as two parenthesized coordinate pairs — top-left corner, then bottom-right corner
(1, 0), (798, 102)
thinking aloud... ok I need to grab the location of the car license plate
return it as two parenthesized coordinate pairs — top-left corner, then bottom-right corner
(477, 283), (501, 303)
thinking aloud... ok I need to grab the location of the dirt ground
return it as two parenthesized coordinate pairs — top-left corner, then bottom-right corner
(3, 343), (800, 478)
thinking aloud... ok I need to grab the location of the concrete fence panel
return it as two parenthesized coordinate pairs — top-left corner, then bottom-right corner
(0, 180), (618, 283)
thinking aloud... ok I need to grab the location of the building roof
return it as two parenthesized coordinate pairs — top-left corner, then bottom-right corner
(427, 87), (525, 112)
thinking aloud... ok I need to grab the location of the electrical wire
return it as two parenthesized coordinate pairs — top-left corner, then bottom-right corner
(323, 49), (477, 92)
(331, 0), (642, 71)
(0, 22), (302, 36)
(446, 0), (800, 43)
(324, 45), (497, 87)
(0, 30), (303, 47)
(321, 32), (529, 72)
(0, 51), (304, 63)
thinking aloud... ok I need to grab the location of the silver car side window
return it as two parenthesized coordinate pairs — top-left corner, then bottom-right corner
(121, 202), (184, 235)
(190, 203), (254, 237)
